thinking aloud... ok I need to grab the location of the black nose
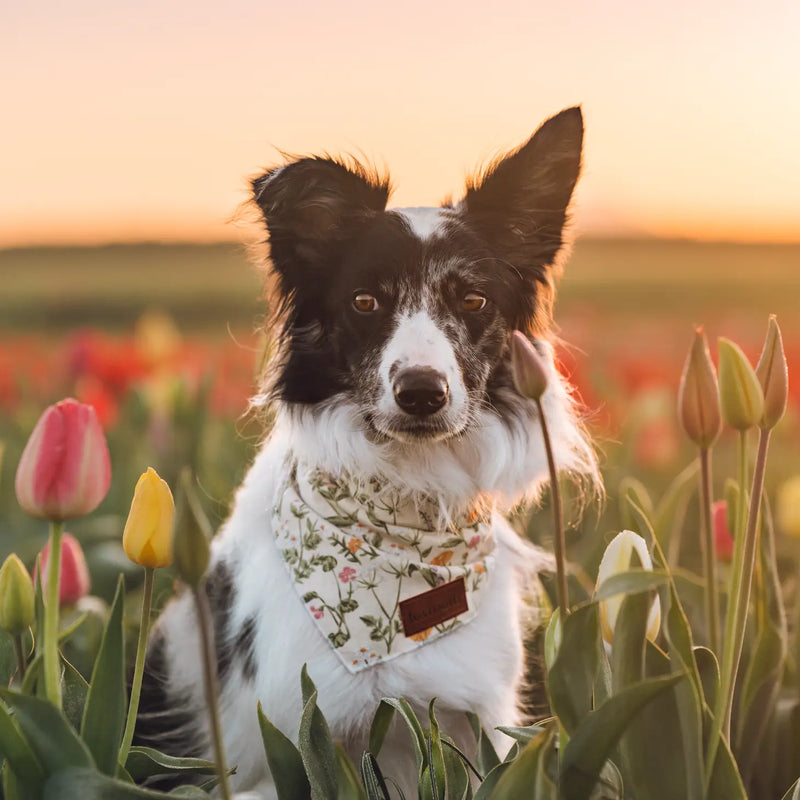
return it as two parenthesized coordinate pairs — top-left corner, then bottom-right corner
(393, 368), (449, 416)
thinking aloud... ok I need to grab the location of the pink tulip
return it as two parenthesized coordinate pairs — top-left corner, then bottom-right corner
(712, 500), (734, 563)
(38, 533), (91, 606)
(15, 398), (111, 521)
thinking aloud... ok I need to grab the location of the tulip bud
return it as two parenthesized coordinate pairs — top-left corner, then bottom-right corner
(776, 476), (800, 538)
(712, 500), (734, 562)
(15, 398), (111, 521)
(123, 467), (175, 568)
(510, 331), (549, 400)
(0, 554), (36, 635)
(173, 469), (211, 587)
(677, 327), (722, 448)
(717, 339), (764, 431)
(754, 315), (788, 431)
(39, 533), (91, 606)
(596, 530), (661, 646)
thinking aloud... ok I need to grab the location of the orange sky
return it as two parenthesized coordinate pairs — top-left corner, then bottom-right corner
(2, 0), (799, 247)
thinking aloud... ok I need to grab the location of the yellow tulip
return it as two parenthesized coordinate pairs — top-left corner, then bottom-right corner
(596, 530), (661, 646)
(123, 468), (175, 568)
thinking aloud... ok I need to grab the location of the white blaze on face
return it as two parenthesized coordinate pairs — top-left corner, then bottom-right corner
(377, 310), (468, 420)
(392, 207), (450, 241)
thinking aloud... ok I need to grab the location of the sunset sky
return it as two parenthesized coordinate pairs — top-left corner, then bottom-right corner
(3, 0), (799, 247)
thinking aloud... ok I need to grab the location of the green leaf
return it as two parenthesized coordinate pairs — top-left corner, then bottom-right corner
(359, 752), (390, 800)
(465, 712), (500, 777)
(0, 690), (94, 774)
(693, 646), (719, 714)
(610, 589), (651, 694)
(124, 746), (218, 783)
(368, 701), (395, 757)
(43, 765), (190, 798)
(298, 685), (338, 800)
(442, 738), (472, 800)
(493, 724), (547, 747)
(301, 663), (316, 707)
(653, 460), (699, 548)
(372, 698), (427, 777)
(619, 476), (654, 532)
(736, 493), (788, 785)
(257, 701), (310, 800)
(705, 726), (746, 800)
(0, 699), (45, 797)
(335, 742), (366, 800)
(560, 673), (684, 800)
(546, 603), (600, 735)
(62, 657), (89, 733)
(482, 724), (557, 800)
(81, 574), (127, 775)
(781, 778), (800, 800)
(424, 700), (446, 800)
(593, 569), (669, 603)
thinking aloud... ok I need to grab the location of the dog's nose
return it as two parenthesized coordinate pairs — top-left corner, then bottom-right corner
(393, 368), (449, 416)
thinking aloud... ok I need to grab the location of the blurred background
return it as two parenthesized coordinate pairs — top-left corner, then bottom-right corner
(2, 0), (799, 609)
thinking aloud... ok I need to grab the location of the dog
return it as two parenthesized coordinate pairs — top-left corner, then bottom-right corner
(134, 106), (598, 797)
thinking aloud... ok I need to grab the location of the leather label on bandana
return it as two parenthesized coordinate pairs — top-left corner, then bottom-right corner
(400, 578), (469, 637)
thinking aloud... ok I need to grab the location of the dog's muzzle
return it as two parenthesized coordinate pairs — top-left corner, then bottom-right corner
(392, 368), (449, 416)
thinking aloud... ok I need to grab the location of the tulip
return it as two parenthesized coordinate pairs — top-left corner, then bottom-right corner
(123, 468), (175, 569)
(510, 331), (549, 400)
(717, 339), (764, 432)
(596, 531), (661, 646)
(776, 476), (800, 538)
(15, 398), (111, 521)
(755, 315), (788, 431)
(173, 469), (212, 589)
(119, 467), (175, 766)
(0, 553), (35, 679)
(677, 327), (721, 448)
(712, 500), (734, 562)
(0, 554), (35, 636)
(39, 532), (91, 606)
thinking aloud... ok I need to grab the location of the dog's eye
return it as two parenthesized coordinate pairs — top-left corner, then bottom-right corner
(353, 293), (380, 313)
(462, 292), (487, 312)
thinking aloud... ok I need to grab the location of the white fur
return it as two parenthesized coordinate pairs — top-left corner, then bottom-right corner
(374, 309), (469, 436)
(391, 206), (450, 240)
(153, 337), (596, 799)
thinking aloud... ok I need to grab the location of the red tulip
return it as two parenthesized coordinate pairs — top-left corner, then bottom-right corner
(712, 500), (734, 562)
(38, 533), (91, 606)
(15, 398), (111, 521)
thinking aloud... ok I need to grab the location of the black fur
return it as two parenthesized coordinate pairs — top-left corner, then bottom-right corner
(132, 632), (204, 788)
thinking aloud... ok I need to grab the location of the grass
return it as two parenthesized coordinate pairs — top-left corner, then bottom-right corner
(3, 237), (800, 339)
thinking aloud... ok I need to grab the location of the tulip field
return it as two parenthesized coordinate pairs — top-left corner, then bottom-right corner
(2, 238), (800, 799)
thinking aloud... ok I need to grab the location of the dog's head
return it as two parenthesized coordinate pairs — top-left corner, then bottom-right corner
(252, 108), (583, 453)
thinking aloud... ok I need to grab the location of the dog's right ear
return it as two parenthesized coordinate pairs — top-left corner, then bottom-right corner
(251, 157), (391, 287)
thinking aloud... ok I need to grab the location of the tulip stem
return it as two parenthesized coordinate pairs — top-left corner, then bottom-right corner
(706, 428), (771, 787)
(699, 447), (720, 655)
(13, 634), (27, 680)
(43, 520), (64, 708)
(119, 567), (155, 768)
(192, 583), (233, 800)
(536, 398), (568, 619)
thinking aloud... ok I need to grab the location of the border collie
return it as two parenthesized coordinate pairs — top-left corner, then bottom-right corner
(135, 107), (598, 797)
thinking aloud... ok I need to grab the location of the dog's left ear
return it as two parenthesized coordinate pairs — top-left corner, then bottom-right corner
(463, 106), (583, 272)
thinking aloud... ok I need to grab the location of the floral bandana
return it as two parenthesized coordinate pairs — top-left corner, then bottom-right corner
(272, 463), (495, 672)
